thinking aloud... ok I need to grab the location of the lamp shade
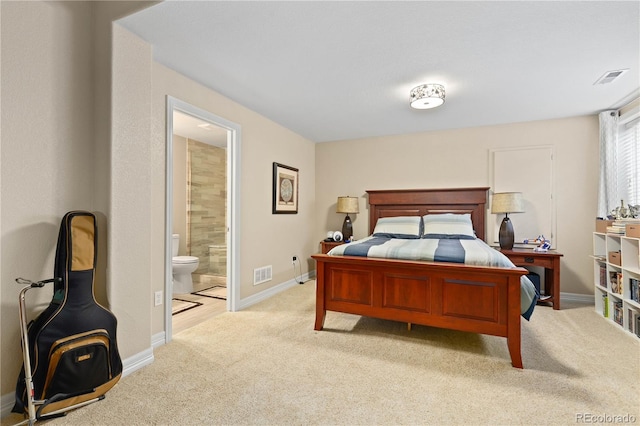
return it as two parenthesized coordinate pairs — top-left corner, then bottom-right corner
(336, 196), (359, 214)
(491, 192), (525, 214)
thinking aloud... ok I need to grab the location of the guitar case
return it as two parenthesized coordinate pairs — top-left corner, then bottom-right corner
(12, 211), (122, 419)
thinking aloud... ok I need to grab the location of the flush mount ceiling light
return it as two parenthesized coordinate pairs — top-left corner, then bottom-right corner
(410, 84), (445, 109)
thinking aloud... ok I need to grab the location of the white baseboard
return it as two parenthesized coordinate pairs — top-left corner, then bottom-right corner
(237, 272), (313, 311)
(122, 347), (154, 378)
(1, 392), (16, 420)
(151, 331), (165, 349)
(560, 292), (594, 304)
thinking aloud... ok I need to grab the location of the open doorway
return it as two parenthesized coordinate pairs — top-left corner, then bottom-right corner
(165, 96), (241, 342)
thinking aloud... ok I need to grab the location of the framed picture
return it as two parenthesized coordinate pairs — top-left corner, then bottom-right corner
(272, 162), (298, 214)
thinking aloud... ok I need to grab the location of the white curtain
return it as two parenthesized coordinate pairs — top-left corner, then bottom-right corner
(617, 114), (640, 207)
(597, 110), (619, 218)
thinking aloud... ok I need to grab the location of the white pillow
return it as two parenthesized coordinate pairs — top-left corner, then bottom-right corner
(372, 216), (423, 239)
(422, 213), (476, 239)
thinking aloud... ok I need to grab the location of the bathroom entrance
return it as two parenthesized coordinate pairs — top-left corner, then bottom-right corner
(165, 97), (240, 341)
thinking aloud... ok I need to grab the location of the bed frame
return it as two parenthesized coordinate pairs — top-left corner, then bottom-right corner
(311, 187), (529, 368)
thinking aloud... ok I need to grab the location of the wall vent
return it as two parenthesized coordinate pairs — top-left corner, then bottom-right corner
(253, 265), (272, 285)
(594, 69), (628, 85)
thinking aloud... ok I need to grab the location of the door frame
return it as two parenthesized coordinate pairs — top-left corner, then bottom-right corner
(164, 96), (241, 342)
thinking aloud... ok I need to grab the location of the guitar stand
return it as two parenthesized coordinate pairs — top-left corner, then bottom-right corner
(13, 278), (102, 426)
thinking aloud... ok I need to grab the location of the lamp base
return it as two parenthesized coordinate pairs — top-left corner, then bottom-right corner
(498, 216), (515, 250)
(342, 214), (353, 242)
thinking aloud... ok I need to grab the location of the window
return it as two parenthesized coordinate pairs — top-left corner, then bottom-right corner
(598, 103), (640, 218)
(617, 112), (640, 206)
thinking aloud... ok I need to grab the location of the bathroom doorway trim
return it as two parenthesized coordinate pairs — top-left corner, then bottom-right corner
(164, 96), (241, 343)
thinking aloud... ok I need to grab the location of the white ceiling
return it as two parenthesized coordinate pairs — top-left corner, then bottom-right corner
(119, 1), (640, 143)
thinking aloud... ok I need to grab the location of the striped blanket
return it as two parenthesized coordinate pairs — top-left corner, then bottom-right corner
(328, 236), (538, 319)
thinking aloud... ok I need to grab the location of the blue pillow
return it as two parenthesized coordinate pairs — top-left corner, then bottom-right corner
(372, 216), (423, 239)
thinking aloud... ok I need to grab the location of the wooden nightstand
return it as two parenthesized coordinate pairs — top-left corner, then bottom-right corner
(500, 248), (564, 310)
(320, 240), (343, 254)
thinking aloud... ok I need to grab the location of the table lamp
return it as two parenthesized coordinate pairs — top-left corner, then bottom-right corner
(336, 196), (359, 241)
(491, 192), (524, 250)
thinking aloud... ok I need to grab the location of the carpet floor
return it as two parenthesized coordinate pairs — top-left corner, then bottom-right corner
(3, 281), (638, 425)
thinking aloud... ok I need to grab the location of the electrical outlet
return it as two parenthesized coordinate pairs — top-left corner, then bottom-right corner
(292, 255), (297, 264)
(154, 291), (163, 306)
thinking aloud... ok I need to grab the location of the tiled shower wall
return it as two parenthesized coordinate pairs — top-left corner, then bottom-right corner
(187, 138), (226, 275)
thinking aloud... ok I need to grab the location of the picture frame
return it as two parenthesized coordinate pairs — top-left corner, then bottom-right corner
(272, 162), (299, 214)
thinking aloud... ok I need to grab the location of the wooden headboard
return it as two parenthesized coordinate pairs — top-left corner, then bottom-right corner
(366, 188), (489, 241)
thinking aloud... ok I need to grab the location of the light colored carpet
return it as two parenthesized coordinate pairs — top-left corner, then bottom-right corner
(3, 281), (639, 425)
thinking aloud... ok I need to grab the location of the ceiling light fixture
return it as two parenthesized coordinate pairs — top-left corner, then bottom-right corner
(410, 84), (445, 109)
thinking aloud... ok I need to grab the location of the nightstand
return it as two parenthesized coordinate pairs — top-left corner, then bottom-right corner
(320, 240), (343, 254)
(500, 248), (564, 310)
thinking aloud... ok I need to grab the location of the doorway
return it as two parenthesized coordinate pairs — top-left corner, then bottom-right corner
(165, 96), (241, 342)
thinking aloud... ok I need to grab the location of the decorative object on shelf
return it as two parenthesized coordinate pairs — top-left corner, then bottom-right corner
(409, 83), (445, 109)
(610, 199), (640, 219)
(272, 162), (298, 214)
(524, 235), (551, 252)
(491, 192), (524, 250)
(336, 196), (359, 242)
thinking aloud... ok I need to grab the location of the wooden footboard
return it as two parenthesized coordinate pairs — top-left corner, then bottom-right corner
(312, 254), (528, 368)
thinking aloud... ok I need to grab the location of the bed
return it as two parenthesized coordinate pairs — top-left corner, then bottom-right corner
(311, 187), (535, 368)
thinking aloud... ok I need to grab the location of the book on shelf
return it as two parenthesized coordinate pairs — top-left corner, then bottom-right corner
(607, 218), (640, 235)
(609, 271), (623, 294)
(630, 278), (639, 303)
(603, 294), (609, 318)
(599, 265), (607, 288)
(613, 301), (623, 326)
(606, 226), (626, 234)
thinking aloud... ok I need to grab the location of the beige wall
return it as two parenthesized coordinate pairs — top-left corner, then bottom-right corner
(315, 116), (600, 296)
(0, 0), (156, 401)
(111, 23), (154, 358)
(0, 0), (95, 397)
(150, 62), (317, 335)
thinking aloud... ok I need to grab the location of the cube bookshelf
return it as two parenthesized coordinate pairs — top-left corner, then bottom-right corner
(593, 231), (640, 339)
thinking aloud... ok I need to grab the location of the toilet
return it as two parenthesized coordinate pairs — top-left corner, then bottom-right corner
(172, 234), (199, 294)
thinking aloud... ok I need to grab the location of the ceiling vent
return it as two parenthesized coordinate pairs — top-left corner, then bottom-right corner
(594, 69), (628, 85)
